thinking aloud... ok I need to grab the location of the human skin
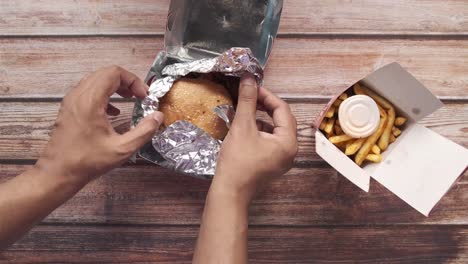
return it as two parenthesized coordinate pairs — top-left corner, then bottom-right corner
(0, 69), (298, 262)
(193, 74), (298, 264)
(0, 66), (164, 249)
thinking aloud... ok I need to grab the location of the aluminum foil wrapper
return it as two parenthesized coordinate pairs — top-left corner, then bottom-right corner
(135, 47), (263, 179)
(162, 47), (263, 81)
(152, 121), (220, 177)
(214, 105), (236, 129)
(164, 0), (283, 67)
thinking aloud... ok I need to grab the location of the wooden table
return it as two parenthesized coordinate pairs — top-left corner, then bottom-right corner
(1, 1), (467, 263)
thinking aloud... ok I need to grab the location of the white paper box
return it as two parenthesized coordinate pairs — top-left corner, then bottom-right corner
(315, 63), (468, 216)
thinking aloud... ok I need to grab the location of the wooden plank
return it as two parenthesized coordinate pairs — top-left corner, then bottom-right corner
(281, 0), (468, 36)
(4, 225), (468, 263)
(1, 37), (468, 99)
(1, 164), (467, 225)
(0, 101), (466, 164)
(0, 0), (170, 36)
(0, 0), (467, 36)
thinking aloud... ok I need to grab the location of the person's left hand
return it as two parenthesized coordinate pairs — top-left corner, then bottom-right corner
(35, 65), (164, 186)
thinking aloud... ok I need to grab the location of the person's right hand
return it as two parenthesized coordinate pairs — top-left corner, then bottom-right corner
(212, 74), (298, 204)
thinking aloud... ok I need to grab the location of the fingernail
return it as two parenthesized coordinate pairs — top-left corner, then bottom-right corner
(153, 111), (164, 124)
(144, 83), (150, 96)
(241, 73), (256, 86)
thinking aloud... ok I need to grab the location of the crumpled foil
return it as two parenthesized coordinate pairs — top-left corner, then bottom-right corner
(214, 105), (236, 129)
(152, 121), (221, 176)
(141, 76), (175, 117)
(162, 47), (263, 81)
(135, 47), (263, 179)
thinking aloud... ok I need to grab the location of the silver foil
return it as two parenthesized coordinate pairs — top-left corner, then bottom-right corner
(162, 48), (263, 81)
(152, 121), (220, 178)
(214, 105), (236, 129)
(133, 48), (263, 179)
(165, 0), (283, 67)
(132, 0), (282, 179)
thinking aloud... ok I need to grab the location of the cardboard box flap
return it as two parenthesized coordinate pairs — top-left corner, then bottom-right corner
(164, 0), (283, 68)
(371, 124), (468, 216)
(361, 63), (443, 122)
(315, 131), (371, 192)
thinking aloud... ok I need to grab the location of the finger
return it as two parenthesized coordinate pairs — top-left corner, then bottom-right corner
(116, 68), (149, 99)
(257, 103), (267, 112)
(78, 72), (93, 86)
(257, 102), (273, 118)
(256, 120), (274, 134)
(116, 87), (134, 99)
(258, 87), (297, 137)
(95, 65), (149, 100)
(233, 73), (258, 128)
(119, 112), (164, 153)
(106, 103), (121, 116)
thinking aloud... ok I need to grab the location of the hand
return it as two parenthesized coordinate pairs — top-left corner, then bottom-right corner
(35, 66), (164, 186)
(212, 74), (298, 204)
(193, 75), (297, 263)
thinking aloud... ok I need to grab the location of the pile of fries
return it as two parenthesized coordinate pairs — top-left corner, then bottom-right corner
(319, 83), (407, 166)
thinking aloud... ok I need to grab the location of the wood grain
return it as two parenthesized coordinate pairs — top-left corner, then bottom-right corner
(0, 0), (466, 36)
(1, 164), (466, 225)
(0, 101), (465, 164)
(1, 37), (468, 99)
(3, 225), (467, 263)
(1, 0), (468, 260)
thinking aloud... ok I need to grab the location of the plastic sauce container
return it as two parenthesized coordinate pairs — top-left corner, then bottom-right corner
(338, 95), (380, 138)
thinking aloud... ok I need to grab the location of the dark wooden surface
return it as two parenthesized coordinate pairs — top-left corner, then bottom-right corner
(0, 1), (467, 263)
(3, 225), (468, 263)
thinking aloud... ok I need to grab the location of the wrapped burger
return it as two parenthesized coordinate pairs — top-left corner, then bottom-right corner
(131, 0), (283, 179)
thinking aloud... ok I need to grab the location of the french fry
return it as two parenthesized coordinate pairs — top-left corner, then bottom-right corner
(395, 117), (407, 126)
(355, 85), (399, 151)
(371, 145), (381, 155)
(324, 117), (335, 134)
(345, 138), (366, 156)
(327, 84), (403, 167)
(355, 110), (388, 166)
(378, 107), (395, 151)
(336, 142), (347, 152)
(376, 105), (386, 118)
(333, 99), (343, 107)
(326, 106), (336, 118)
(319, 120), (327, 130)
(392, 127), (402, 137)
(360, 85), (394, 110)
(335, 124), (344, 135)
(366, 154), (382, 163)
(353, 83), (366, 95)
(329, 135), (354, 144)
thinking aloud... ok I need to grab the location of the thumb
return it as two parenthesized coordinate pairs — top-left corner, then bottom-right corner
(233, 73), (258, 128)
(120, 111), (164, 153)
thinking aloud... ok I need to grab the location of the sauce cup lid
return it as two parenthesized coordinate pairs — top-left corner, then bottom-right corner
(338, 95), (380, 138)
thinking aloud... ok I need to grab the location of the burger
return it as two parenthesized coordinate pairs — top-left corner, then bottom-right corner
(159, 78), (234, 140)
